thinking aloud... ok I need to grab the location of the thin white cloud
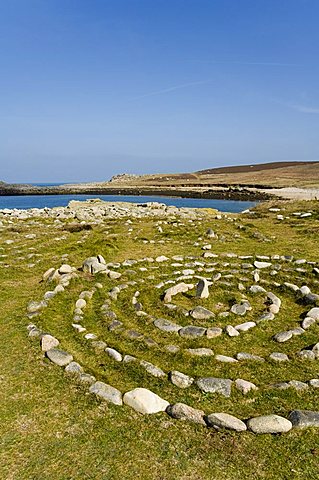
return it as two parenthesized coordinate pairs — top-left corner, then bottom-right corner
(271, 98), (319, 114)
(287, 103), (319, 114)
(198, 60), (299, 67)
(233, 61), (299, 67)
(132, 79), (212, 100)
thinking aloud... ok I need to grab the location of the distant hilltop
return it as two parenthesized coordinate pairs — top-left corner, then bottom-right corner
(109, 173), (141, 183)
(107, 160), (319, 188)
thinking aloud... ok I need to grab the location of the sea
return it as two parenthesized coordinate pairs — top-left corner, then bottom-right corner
(0, 194), (257, 213)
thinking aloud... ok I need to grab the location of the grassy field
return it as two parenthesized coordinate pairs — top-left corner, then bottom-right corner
(1, 199), (319, 479)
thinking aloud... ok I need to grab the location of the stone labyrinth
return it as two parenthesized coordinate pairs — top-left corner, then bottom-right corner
(27, 242), (319, 434)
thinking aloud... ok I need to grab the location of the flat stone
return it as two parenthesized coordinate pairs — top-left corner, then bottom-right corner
(169, 371), (194, 388)
(302, 317), (316, 329)
(303, 293), (319, 305)
(126, 330), (143, 340)
(140, 360), (165, 377)
(288, 410), (319, 429)
(123, 354), (137, 363)
(235, 321), (256, 332)
(215, 355), (238, 363)
(164, 345), (180, 354)
(257, 312), (275, 322)
(270, 382), (290, 390)
(250, 285), (266, 293)
(28, 327), (42, 337)
(89, 381), (123, 405)
(289, 327), (305, 336)
(65, 361), (83, 374)
(91, 341), (107, 350)
(108, 270), (122, 280)
(166, 403), (205, 425)
(46, 349), (73, 367)
(273, 331), (293, 343)
(189, 306), (215, 320)
(266, 292), (281, 307)
(75, 298), (86, 309)
(307, 307), (319, 320)
(78, 373), (96, 385)
(196, 377), (232, 397)
(309, 379), (319, 388)
(179, 326), (206, 338)
(41, 334), (59, 352)
(163, 282), (193, 303)
(289, 380), (309, 391)
(247, 415), (292, 434)
(105, 347), (122, 362)
(108, 320), (123, 331)
(205, 412), (247, 432)
(206, 327), (222, 338)
(231, 304), (247, 316)
(43, 267), (55, 281)
(254, 261), (272, 269)
(225, 325), (240, 337)
(236, 352), (265, 362)
(186, 348), (213, 356)
(297, 350), (315, 360)
(123, 388), (169, 414)
(235, 378), (258, 394)
(269, 352), (289, 362)
(313, 343), (319, 358)
(59, 264), (73, 274)
(156, 255), (169, 262)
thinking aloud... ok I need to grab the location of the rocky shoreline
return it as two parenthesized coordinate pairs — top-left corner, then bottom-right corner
(0, 182), (272, 201)
(0, 199), (214, 220)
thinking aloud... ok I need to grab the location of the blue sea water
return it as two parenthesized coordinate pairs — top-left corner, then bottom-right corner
(0, 194), (257, 212)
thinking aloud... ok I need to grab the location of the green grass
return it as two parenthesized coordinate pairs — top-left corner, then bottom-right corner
(1, 200), (319, 479)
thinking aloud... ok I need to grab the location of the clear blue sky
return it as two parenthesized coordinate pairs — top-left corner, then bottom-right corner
(1, 0), (319, 182)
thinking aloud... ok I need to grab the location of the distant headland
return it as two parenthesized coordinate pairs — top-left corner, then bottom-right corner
(2, 160), (319, 201)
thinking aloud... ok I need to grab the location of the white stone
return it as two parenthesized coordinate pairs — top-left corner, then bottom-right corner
(225, 325), (240, 337)
(75, 298), (87, 309)
(254, 261), (272, 269)
(41, 334), (59, 352)
(235, 378), (258, 394)
(123, 388), (169, 414)
(105, 347), (122, 362)
(308, 308), (319, 321)
(235, 321), (256, 332)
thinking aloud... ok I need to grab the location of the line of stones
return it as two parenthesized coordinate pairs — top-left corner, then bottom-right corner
(102, 264), (319, 365)
(27, 320), (319, 433)
(68, 272), (319, 397)
(26, 259), (319, 433)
